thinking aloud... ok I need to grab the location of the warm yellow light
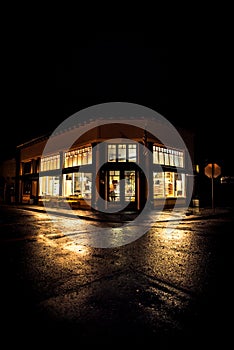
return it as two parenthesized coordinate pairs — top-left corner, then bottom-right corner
(63, 242), (90, 255)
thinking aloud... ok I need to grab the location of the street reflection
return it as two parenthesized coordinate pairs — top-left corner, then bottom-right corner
(13, 208), (217, 338)
(130, 224), (209, 296)
(31, 210), (211, 297)
(63, 242), (90, 256)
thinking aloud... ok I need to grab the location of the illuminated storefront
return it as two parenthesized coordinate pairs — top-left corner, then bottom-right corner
(62, 172), (92, 199)
(16, 122), (194, 210)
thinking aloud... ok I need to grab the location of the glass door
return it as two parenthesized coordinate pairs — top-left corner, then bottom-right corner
(108, 170), (120, 202)
(124, 170), (135, 202)
(107, 170), (136, 204)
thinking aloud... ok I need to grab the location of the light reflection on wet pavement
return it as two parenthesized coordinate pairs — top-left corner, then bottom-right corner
(0, 205), (233, 346)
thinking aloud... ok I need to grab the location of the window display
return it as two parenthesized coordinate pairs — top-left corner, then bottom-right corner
(153, 172), (165, 197)
(153, 172), (185, 199)
(63, 172), (92, 199)
(165, 172), (174, 197)
(39, 176), (59, 196)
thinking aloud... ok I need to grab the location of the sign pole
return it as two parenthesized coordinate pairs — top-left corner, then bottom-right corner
(211, 163), (214, 213)
(204, 162), (221, 213)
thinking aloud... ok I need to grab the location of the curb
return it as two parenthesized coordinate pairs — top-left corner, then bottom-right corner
(13, 205), (234, 224)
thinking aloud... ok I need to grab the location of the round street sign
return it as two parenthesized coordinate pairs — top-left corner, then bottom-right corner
(204, 163), (221, 178)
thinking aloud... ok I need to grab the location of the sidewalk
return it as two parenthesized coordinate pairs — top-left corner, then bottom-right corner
(13, 203), (234, 223)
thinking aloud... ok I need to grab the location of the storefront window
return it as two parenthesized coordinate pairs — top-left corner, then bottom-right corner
(175, 173), (185, 197)
(64, 147), (92, 168)
(39, 176), (59, 196)
(40, 155), (60, 171)
(63, 172), (92, 199)
(165, 172), (174, 197)
(153, 172), (185, 198)
(108, 145), (117, 162)
(153, 172), (165, 198)
(118, 145), (126, 162)
(178, 152), (184, 168)
(169, 149), (175, 166)
(128, 144), (137, 162)
(164, 149), (170, 166)
(108, 144), (137, 163)
(159, 148), (164, 164)
(153, 146), (184, 168)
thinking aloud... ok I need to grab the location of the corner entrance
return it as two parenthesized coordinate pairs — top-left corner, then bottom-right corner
(107, 170), (136, 209)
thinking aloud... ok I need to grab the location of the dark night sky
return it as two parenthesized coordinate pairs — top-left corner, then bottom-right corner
(1, 30), (233, 174)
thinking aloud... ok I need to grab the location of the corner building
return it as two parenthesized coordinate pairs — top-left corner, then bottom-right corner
(16, 120), (194, 212)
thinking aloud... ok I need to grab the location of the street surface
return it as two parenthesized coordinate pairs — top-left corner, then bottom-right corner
(0, 204), (233, 347)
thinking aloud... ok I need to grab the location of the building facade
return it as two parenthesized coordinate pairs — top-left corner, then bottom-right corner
(16, 121), (194, 212)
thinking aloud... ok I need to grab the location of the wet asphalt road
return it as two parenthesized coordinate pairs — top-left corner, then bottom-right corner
(0, 204), (233, 347)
